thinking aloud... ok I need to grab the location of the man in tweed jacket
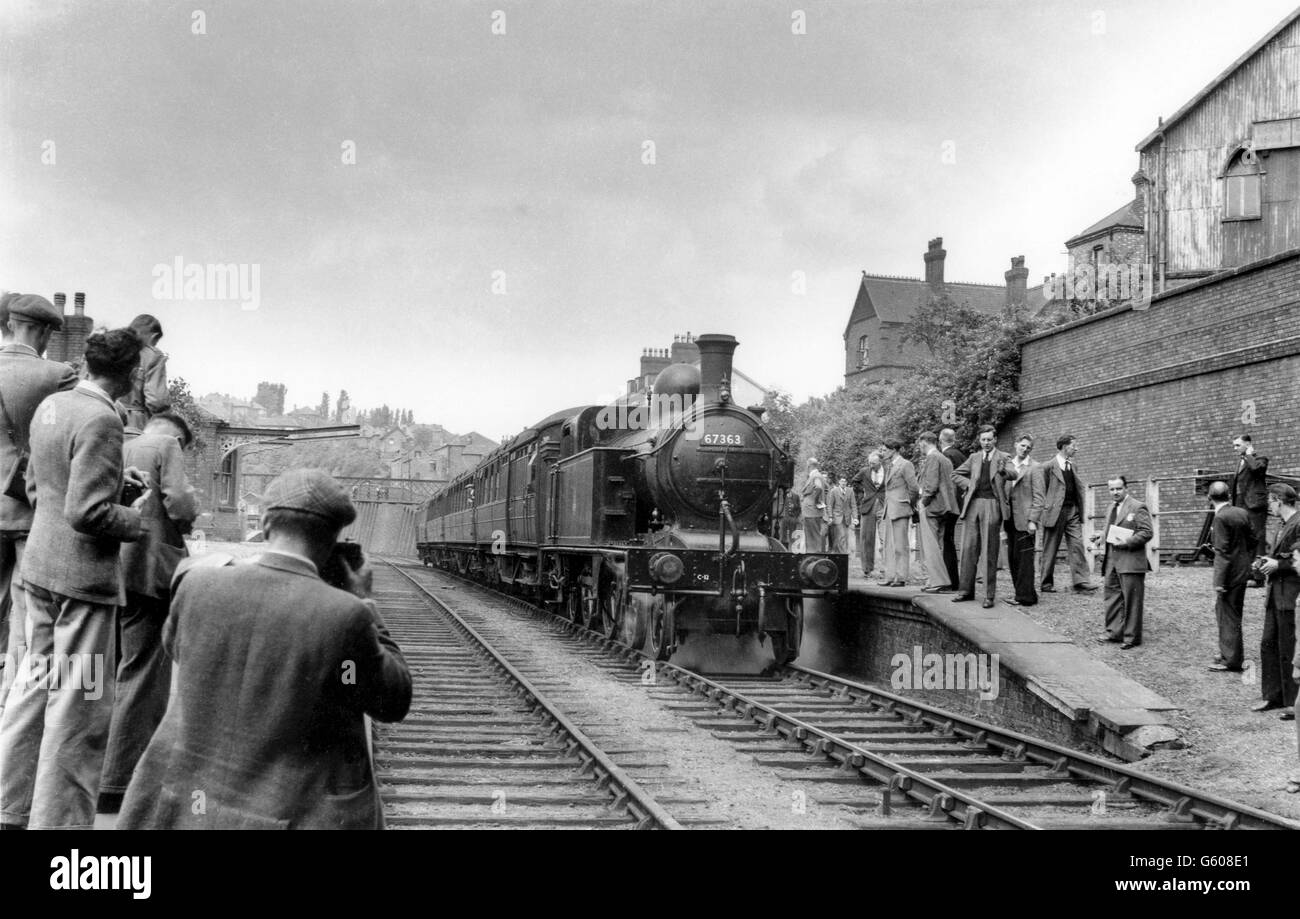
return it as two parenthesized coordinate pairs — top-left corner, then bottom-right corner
(0, 329), (147, 829)
(0, 294), (77, 706)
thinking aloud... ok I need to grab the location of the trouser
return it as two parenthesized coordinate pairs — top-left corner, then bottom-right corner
(857, 511), (882, 576)
(100, 593), (171, 796)
(1003, 520), (1037, 604)
(1214, 584), (1246, 669)
(882, 516), (910, 582)
(1102, 566), (1145, 644)
(1260, 596), (1298, 707)
(803, 516), (827, 552)
(0, 536), (28, 712)
(779, 516), (800, 548)
(828, 523), (848, 554)
(1040, 504), (1091, 589)
(0, 586), (116, 829)
(1246, 507), (1268, 557)
(917, 505), (950, 588)
(942, 512), (960, 592)
(958, 497), (1001, 600)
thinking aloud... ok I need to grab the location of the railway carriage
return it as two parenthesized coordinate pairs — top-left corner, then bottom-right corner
(416, 334), (847, 663)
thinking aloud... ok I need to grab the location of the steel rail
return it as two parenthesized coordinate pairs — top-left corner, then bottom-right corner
(389, 559), (1037, 829)
(379, 559), (682, 830)
(786, 663), (1300, 831)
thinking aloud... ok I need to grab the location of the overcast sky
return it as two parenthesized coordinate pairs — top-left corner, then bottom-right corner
(2, 0), (1296, 438)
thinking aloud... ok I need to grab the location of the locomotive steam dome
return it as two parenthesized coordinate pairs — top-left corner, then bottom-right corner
(652, 362), (700, 399)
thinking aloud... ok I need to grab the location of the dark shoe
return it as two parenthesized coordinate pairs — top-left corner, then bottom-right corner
(921, 586), (951, 594)
(887, 580), (906, 587)
(981, 599), (995, 608)
(1251, 700), (1284, 712)
(1005, 598), (1021, 606)
(1120, 641), (1138, 649)
(1019, 600), (1038, 607)
(97, 791), (124, 815)
(1073, 583), (1099, 593)
(1095, 634), (1119, 643)
(1040, 585), (1056, 593)
(951, 594), (975, 603)
(1281, 711), (1296, 722)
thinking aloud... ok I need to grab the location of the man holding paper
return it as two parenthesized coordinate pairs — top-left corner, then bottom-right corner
(1095, 476), (1152, 649)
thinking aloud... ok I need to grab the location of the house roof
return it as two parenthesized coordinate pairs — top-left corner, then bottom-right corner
(844, 274), (1009, 334)
(1066, 199), (1144, 247)
(1136, 7), (1300, 151)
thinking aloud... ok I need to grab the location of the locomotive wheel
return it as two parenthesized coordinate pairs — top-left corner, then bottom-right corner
(599, 589), (621, 639)
(647, 597), (675, 661)
(580, 581), (601, 630)
(563, 586), (582, 622)
(625, 595), (650, 652)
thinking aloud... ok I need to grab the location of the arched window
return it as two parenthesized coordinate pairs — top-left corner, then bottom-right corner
(857, 335), (869, 368)
(1224, 147), (1262, 220)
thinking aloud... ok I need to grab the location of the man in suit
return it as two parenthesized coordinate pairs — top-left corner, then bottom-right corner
(0, 329), (149, 829)
(119, 469), (412, 829)
(1094, 476), (1153, 649)
(1206, 481), (1254, 673)
(851, 451), (886, 578)
(799, 458), (828, 552)
(952, 425), (1009, 608)
(939, 428), (966, 590)
(1032, 434), (1098, 594)
(915, 432), (955, 593)
(0, 294), (77, 707)
(98, 412), (199, 814)
(1252, 484), (1300, 719)
(878, 438), (918, 586)
(1002, 433), (1043, 607)
(827, 476), (852, 554)
(1230, 434), (1269, 556)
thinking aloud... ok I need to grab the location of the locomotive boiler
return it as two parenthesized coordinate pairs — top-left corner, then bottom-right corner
(415, 334), (847, 663)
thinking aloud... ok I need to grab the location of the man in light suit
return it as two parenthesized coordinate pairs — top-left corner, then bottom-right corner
(1230, 434), (1269, 555)
(1002, 434), (1043, 607)
(98, 412), (199, 814)
(952, 426), (1009, 608)
(0, 329), (149, 829)
(878, 438), (918, 587)
(1252, 484), (1300, 718)
(799, 458), (828, 552)
(851, 452), (886, 578)
(828, 476), (852, 554)
(0, 294), (77, 707)
(915, 432), (955, 593)
(119, 469), (412, 829)
(1032, 434), (1098, 594)
(1094, 476), (1153, 649)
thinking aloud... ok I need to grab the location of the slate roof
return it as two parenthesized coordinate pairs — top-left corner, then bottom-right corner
(844, 274), (1010, 335)
(1065, 199), (1144, 247)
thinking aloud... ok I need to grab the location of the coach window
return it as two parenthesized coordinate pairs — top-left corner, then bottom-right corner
(1223, 148), (1262, 221)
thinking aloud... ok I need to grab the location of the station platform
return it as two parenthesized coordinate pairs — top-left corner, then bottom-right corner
(813, 570), (1181, 761)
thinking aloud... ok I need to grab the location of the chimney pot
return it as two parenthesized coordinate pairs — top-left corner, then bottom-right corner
(73, 292), (85, 316)
(53, 292), (67, 311)
(923, 238), (947, 288)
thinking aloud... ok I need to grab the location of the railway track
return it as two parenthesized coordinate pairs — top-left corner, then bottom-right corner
(371, 561), (681, 829)
(383, 556), (1300, 831)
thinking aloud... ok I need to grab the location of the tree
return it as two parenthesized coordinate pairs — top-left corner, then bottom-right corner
(335, 390), (350, 424)
(167, 377), (208, 452)
(318, 392), (330, 420)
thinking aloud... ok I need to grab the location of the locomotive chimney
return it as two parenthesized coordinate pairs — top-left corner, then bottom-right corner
(696, 333), (738, 404)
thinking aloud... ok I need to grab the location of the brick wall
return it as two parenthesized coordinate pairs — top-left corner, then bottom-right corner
(1008, 248), (1300, 552)
(811, 592), (1109, 753)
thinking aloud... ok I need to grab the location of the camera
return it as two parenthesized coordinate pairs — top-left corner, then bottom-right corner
(1248, 556), (1270, 588)
(321, 541), (365, 590)
(120, 479), (146, 507)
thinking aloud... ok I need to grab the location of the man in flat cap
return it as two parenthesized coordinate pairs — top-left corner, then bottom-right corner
(119, 468), (412, 829)
(0, 293), (76, 709)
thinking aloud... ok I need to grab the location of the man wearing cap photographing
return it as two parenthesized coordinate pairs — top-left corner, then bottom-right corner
(0, 293), (77, 708)
(119, 468), (412, 829)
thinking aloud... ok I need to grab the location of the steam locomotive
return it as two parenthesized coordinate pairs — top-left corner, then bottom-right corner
(414, 334), (847, 663)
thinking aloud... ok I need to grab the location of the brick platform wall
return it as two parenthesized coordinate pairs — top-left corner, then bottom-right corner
(814, 592), (1109, 754)
(1007, 249), (1300, 553)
